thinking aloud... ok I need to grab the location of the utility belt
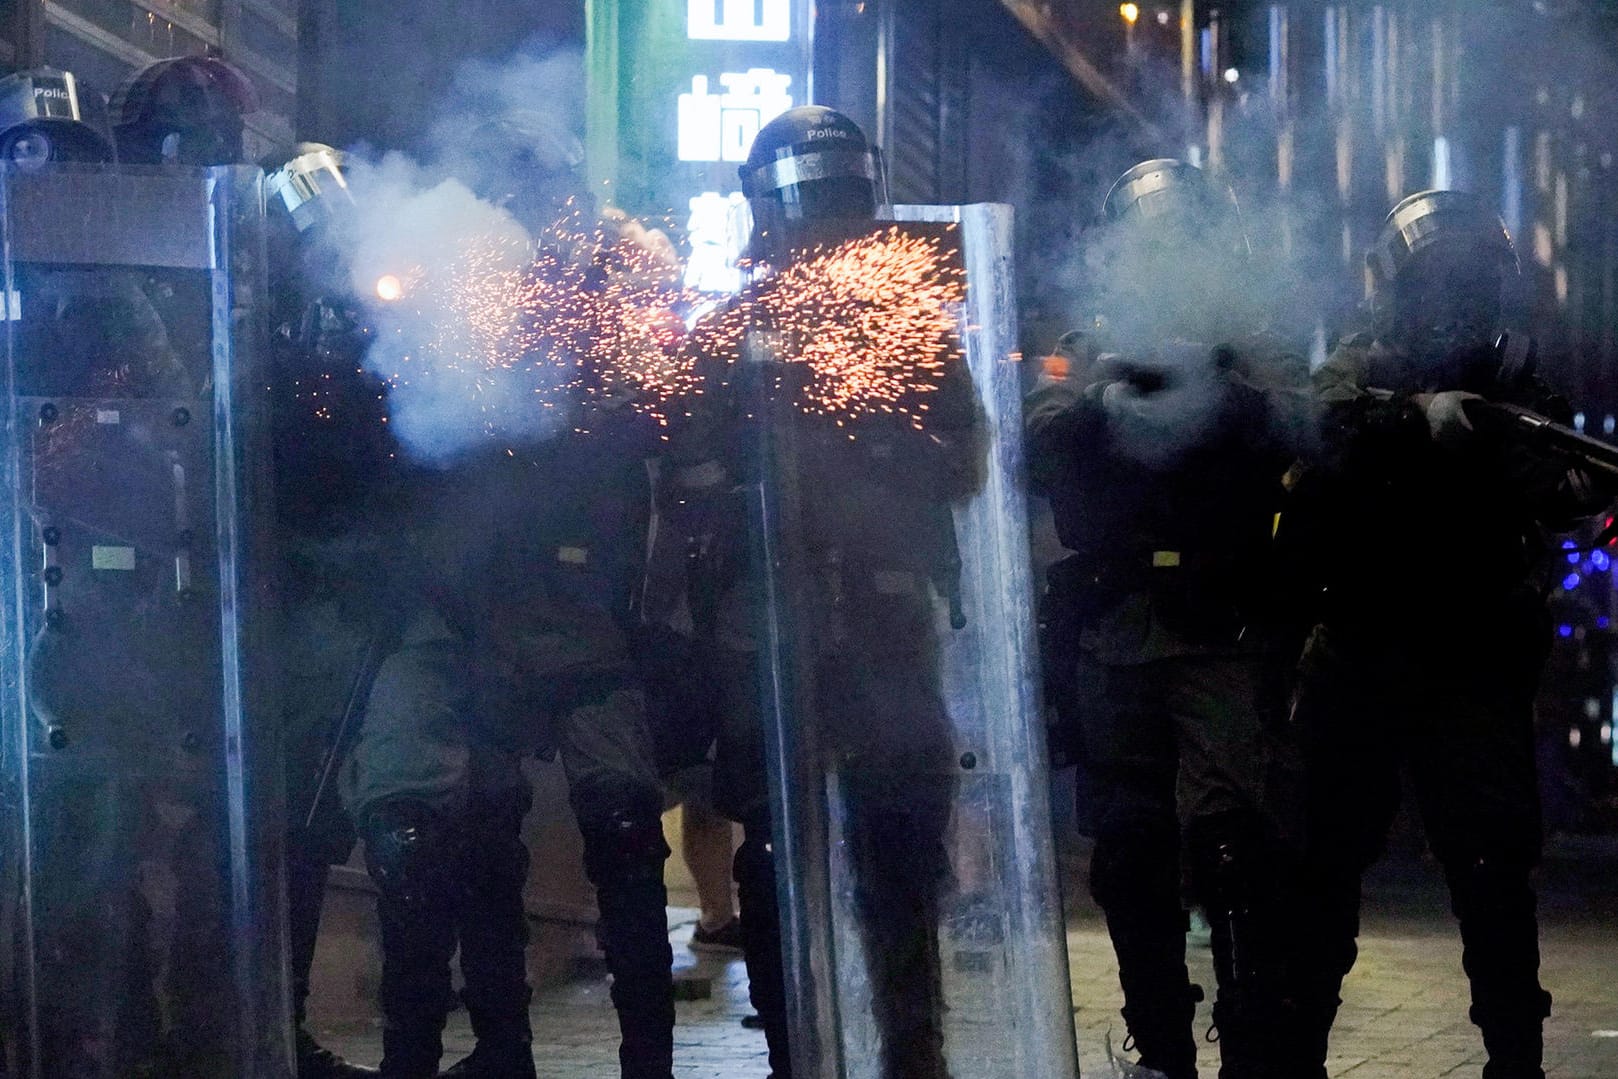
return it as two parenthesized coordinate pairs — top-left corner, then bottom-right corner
(1058, 546), (1255, 596)
(1066, 546), (1262, 645)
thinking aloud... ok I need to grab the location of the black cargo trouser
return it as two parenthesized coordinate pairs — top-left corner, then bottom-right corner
(1288, 622), (1550, 1079)
(344, 610), (533, 1078)
(281, 588), (380, 1040)
(1075, 651), (1297, 1079)
(711, 587), (954, 1079)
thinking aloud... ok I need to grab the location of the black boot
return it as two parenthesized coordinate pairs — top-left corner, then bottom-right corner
(438, 1043), (537, 1079)
(579, 798), (675, 1079)
(446, 790), (537, 1079)
(1273, 860), (1360, 1079)
(362, 801), (459, 1079)
(596, 876), (675, 1079)
(1093, 826), (1200, 1079)
(1477, 1019), (1548, 1079)
(1188, 812), (1294, 1079)
(379, 1028), (444, 1079)
(1447, 855), (1551, 1079)
(297, 1028), (380, 1079)
(846, 780), (951, 1079)
(1118, 985), (1202, 1079)
(290, 828), (378, 1079)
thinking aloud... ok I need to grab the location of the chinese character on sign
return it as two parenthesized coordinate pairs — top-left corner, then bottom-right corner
(684, 191), (749, 293)
(677, 69), (793, 163)
(688, 0), (791, 42)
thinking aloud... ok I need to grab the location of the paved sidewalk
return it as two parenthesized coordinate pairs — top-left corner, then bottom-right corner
(318, 837), (1618, 1078)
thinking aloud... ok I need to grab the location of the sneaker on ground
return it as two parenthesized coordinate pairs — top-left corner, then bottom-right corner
(690, 916), (745, 954)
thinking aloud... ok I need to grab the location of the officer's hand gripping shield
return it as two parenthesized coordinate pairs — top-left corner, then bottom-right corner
(748, 205), (1078, 1079)
(0, 164), (290, 1077)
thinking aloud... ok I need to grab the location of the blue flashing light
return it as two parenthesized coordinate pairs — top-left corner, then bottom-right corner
(1563, 539), (1579, 550)
(1563, 573), (1583, 591)
(1594, 550), (1611, 572)
(1569, 551), (1583, 564)
(1599, 617), (1612, 630)
(1559, 624), (1575, 638)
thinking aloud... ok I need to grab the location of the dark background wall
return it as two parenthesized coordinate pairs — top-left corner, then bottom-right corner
(297, 0), (584, 152)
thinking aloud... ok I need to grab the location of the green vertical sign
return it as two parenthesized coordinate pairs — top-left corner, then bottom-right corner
(587, 0), (812, 290)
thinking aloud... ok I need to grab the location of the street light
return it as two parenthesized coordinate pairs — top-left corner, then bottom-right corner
(1120, 3), (1141, 24)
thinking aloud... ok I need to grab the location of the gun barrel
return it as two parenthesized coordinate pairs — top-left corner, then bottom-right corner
(1480, 401), (1618, 478)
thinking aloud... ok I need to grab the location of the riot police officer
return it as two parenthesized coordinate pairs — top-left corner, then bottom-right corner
(472, 116), (683, 1079)
(1283, 191), (1610, 1079)
(265, 142), (393, 1079)
(340, 125), (680, 1078)
(0, 66), (116, 167)
(1025, 160), (1308, 1079)
(0, 67), (189, 401)
(0, 64), (293, 1077)
(110, 56), (257, 167)
(341, 367), (672, 1079)
(659, 105), (982, 1079)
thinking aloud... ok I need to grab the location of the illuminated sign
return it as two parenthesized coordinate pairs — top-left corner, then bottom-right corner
(675, 2), (799, 288)
(688, 0), (791, 42)
(587, 0), (804, 294)
(677, 69), (794, 163)
(684, 191), (750, 292)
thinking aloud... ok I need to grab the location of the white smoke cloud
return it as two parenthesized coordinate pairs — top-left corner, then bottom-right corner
(310, 44), (594, 467)
(333, 153), (583, 465)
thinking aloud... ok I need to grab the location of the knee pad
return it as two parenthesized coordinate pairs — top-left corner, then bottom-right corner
(576, 784), (669, 887)
(360, 800), (452, 912)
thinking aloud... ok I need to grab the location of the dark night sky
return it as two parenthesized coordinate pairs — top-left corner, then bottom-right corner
(298, 0), (586, 152)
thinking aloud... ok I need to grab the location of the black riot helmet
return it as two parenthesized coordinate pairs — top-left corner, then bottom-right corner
(264, 143), (357, 303)
(455, 111), (588, 231)
(0, 68), (115, 168)
(1091, 159), (1255, 347)
(266, 143), (355, 235)
(1367, 190), (1519, 375)
(111, 57), (257, 166)
(739, 106), (887, 264)
(1102, 158), (1249, 256)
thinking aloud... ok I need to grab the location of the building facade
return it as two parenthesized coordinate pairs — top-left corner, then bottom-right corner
(1, 0), (297, 158)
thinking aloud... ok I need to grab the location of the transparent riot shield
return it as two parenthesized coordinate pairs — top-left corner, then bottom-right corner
(0, 164), (291, 1078)
(749, 205), (1078, 1079)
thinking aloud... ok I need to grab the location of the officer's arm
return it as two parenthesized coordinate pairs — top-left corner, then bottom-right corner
(1024, 378), (1104, 499)
(1234, 338), (1320, 459)
(1309, 345), (1427, 475)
